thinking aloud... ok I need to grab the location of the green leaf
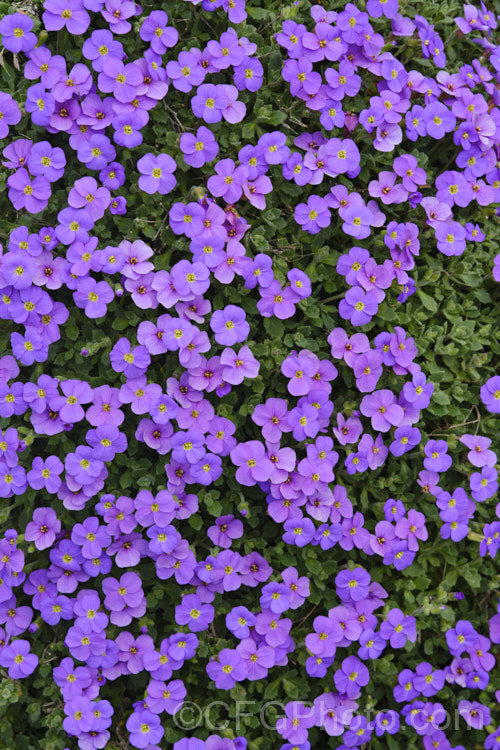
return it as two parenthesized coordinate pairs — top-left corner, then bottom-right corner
(417, 290), (438, 313)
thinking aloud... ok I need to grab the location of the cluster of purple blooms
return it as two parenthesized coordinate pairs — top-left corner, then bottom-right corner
(275, 0), (500, 311)
(0, 0), (498, 749)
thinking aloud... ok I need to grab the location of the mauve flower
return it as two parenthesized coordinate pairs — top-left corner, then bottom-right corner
(0, 93), (21, 140)
(167, 50), (205, 93)
(51, 379), (93, 423)
(380, 608), (417, 648)
(180, 126), (218, 168)
(27, 456), (64, 494)
(42, 0), (91, 34)
(25, 507), (61, 549)
(459, 434), (497, 467)
(257, 281), (297, 319)
(0, 12), (37, 53)
(210, 305), (249, 346)
(480, 376), (500, 414)
(137, 153), (177, 195)
(230, 440), (273, 486)
(109, 338), (151, 378)
(360, 389), (404, 432)
(191, 83), (229, 123)
(206, 648), (247, 689)
(220, 346), (260, 384)
(6, 169), (51, 214)
(295, 195), (331, 234)
(339, 287), (379, 326)
(126, 709), (163, 749)
(470, 467), (498, 502)
(82, 28), (124, 72)
(140, 10), (178, 54)
(334, 655), (370, 698)
(207, 159), (248, 203)
(0, 639), (38, 678)
(77, 134), (116, 171)
(73, 277), (114, 318)
(276, 701), (316, 745)
(458, 700), (490, 730)
(101, 0), (138, 35)
(11, 328), (49, 366)
(423, 440), (452, 472)
(65, 446), (104, 486)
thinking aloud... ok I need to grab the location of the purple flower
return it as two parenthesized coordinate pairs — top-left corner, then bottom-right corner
(423, 102), (457, 139)
(82, 29), (124, 73)
(11, 328), (49, 366)
(207, 515), (244, 548)
(283, 518), (316, 547)
(146, 678), (186, 716)
(276, 701), (316, 745)
(339, 287), (379, 326)
(423, 440), (452, 472)
(206, 648), (247, 689)
(353, 351), (383, 393)
(234, 56), (264, 92)
(137, 153), (177, 195)
(458, 700), (490, 730)
(390, 426), (421, 456)
(257, 281), (297, 319)
(25, 507), (61, 549)
(109, 338), (151, 378)
(210, 305), (249, 346)
(77, 134), (116, 171)
(252, 398), (290, 442)
(480, 376), (500, 414)
(446, 620), (479, 655)
(42, 0), (91, 34)
(0, 93), (21, 139)
(207, 159), (248, 203)
(51, 379), (93, 423)
(167, 51), (205, 93)
(369, 171), (407, 205)
(459, 434), (496, 467)
(360, 389), (404, 432)
(175, 594), (214, 632)
(55, 207), (94, 245)
(0, 13), (37, 53)
(140, 10), (178, 54)
(27, 141), (66, 184)
(220, 346), (260, 385)
(180, 126), (219, 168)
(380, 608), (417, 648)
(413, 662), (445, 697)
(191, 83), (229, 123)
(73, 278), (114, 319)
(101, 0), (137, 34)
(0, 639), (38, 678)
(65, 446), (104, 486)
(171, 260), (209, 296)
(230, 440), (273, 486)
(27, 456), (64, 494)
(126, 709), (163, 748)
(295, 195), (331, 234)
(6, 169), (51, 214)
(395, 509), (428, 550)
(470, 467), (498, 502)
(334, 655), (370, 698)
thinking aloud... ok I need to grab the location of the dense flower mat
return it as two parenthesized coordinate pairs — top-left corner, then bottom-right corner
(0, 0), (499, 748)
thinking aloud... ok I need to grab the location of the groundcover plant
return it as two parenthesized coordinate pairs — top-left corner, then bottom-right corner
(0, 0), (499, 747)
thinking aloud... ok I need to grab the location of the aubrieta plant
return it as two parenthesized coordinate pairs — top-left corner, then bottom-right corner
(0, 0), (498, 748)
